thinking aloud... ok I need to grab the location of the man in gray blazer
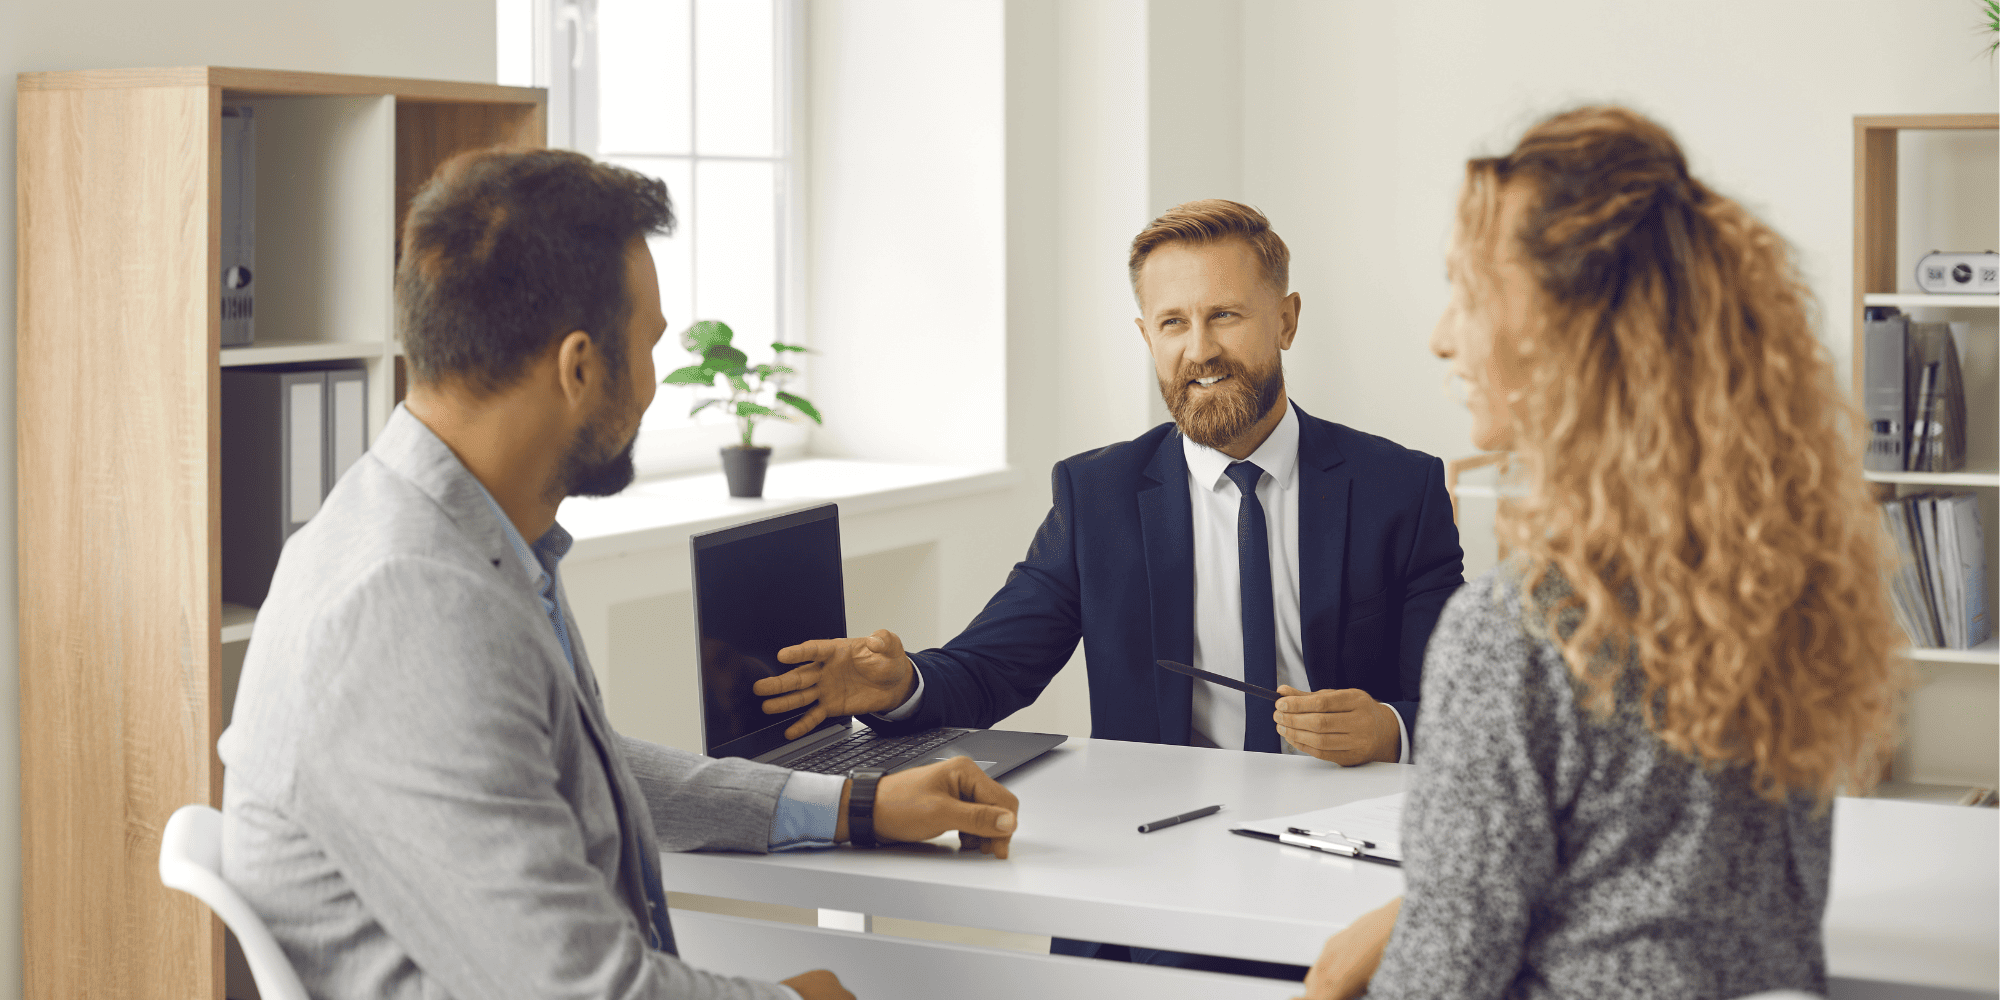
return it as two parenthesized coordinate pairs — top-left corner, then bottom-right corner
(218, 148), (1021, 1000)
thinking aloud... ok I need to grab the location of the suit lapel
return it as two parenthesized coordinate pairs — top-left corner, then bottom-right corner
(1294, 407), (1350, 685)
(1137, 432), (1195, 745)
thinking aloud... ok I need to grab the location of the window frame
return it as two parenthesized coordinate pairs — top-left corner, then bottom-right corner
(517, 0), (811, 477)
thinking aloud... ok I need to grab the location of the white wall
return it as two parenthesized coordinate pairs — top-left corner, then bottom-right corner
(802, 0), (1009, 469)
(0, 5), (493, 997)
(1238, 0), (2000, 784)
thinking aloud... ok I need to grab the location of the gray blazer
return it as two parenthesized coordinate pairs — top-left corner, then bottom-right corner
(220, 407), (798, 1000)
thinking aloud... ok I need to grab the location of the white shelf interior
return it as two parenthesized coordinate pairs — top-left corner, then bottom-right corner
(220, 602), (256, 644)
(221, 338), (387, 368)
(1865, 469), (2000, 487)
(1871, 779), (1997, 806)
(1905, 637), (2000, 665)
(1863, 293), (1999, 309)
(235, 93), (395, 349)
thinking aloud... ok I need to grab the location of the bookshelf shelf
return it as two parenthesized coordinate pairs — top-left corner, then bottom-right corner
(220, 337), (389, 367)
(1864, 470), (2000, 488)
(16, 66), (544, 1000)
(1861, 293), (1999, 310)
(1905, 638), (2000, 665)
(220, 603), (257, 644)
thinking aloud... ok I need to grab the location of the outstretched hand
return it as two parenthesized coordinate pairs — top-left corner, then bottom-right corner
(755, 630), (918, 740)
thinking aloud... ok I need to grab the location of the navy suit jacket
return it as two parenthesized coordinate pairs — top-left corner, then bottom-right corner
(869, 403), (1465, 753)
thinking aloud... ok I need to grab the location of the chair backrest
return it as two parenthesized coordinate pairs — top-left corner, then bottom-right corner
(158, 804), (312, 1000)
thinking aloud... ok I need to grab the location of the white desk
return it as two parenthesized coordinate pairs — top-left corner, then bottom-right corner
(659, 738), (1998, 994)
(662, 739), (1406, 965)
(1824, 796), (1997, 996)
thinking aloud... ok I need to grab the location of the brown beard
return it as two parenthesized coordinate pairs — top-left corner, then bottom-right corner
(1158, 357), (1285, 450)
(552, 391), (639, 501)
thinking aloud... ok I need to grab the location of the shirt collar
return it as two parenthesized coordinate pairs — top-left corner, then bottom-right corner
(469, 475), (572, 591)
(1182, 401), (1301, 494)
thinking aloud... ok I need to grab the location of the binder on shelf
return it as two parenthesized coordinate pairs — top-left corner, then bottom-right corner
(1941, 493), (1991, 649)
(1905, 322), (1966, 473)
(328, 368), (368, 483)
(1880, 492), (1988, 651)
(221, 364), (369, 606)
(1862, 308), (1906, 472)
(220, 105), (255, 348)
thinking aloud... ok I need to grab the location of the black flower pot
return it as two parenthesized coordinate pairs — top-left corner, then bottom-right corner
(720, 445), (773, 498)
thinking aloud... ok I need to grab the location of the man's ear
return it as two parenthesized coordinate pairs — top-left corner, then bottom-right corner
(554, 330), (596, 410)
(1278, 292), (1302, 350)
(1134, 315), (1153, 352)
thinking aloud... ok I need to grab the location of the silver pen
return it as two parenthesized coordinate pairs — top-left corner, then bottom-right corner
(1286, 826), (1376, 849)
(1278, 831), (1360, 857)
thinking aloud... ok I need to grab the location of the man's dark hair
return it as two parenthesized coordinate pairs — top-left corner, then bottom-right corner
(397, 147), (675, 394)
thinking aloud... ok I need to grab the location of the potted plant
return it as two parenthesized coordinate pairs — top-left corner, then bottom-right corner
(663, 320), (821, 498)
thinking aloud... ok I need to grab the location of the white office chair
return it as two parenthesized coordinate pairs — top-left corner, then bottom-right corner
(159, 804), (311, 1000)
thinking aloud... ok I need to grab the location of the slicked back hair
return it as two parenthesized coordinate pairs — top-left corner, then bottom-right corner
(398, 147), (675, 395)
(1127, 199), (1290, 298)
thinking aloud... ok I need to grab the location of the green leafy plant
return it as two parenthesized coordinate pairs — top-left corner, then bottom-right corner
(662, 320), (821, 448)
(1986, 0), (2000, 53)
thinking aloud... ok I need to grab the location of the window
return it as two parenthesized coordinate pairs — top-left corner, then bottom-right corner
(501, 0), (806, 475)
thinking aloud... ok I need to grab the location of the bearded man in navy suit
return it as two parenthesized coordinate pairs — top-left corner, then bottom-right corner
(760, 199), (1462, 773)
(757, 199), (1464, 977)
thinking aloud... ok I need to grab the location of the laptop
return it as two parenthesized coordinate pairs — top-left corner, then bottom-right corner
(690, 503), (1066, 777)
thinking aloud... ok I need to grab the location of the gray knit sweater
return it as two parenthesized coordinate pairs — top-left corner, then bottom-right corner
(1368, 568), (1830, 1000)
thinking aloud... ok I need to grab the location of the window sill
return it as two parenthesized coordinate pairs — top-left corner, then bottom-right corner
(557, 458), (1020, 563)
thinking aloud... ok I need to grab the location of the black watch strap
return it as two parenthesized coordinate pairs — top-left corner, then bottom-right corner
(847, 768), (886, 848)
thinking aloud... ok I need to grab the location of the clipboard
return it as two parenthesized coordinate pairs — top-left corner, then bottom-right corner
(1230, 792), (1406, 867)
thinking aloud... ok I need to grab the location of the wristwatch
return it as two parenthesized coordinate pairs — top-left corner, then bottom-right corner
(846, 767), (886, 848)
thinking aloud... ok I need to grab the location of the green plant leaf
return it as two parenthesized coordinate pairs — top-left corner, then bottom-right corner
(771, 342), (809, 353)
(735, 402), (777, 417)
(776, 391), (822, 424)
(689, 398), (723, 418)
(751, 364), (797, 378)
(662, 365), (715, 385)
(682, 320), (734, 352)
(727, 373), (751, 394)
(703, 344), (749, 371)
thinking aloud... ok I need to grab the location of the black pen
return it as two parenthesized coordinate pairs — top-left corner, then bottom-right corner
(1138, 804), (1222, 833)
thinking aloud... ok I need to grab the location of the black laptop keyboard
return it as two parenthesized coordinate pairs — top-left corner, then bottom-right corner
(785, 728), (965, 775)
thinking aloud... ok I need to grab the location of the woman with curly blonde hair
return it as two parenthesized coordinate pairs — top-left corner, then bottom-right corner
(1295, 106), (1907, 1000)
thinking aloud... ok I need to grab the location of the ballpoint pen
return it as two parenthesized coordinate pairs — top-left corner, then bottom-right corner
(1286, 826), (1376, 849)
(1277, 831), (1361, 857)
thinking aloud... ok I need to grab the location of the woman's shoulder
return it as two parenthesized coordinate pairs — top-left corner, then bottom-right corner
(1425, 566), (1583, 710)
(1429, 567), (1538, 684)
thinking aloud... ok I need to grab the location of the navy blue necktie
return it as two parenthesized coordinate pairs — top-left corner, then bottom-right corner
(1225, 461), (1281, 753)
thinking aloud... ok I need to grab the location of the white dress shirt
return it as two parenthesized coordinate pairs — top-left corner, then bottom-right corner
(1184, 404), (1408, 762)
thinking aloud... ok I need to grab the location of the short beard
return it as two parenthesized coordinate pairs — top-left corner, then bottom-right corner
(1158, 356), (1285, 450)
(554, 397), (639, 500)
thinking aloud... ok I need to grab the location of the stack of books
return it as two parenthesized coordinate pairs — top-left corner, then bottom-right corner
(1882, 493), (1991, 650)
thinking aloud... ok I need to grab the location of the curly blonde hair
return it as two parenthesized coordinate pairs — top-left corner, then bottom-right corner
(1460, 106), (1906, 802)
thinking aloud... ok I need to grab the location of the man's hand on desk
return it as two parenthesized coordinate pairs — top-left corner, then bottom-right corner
(834, 756), (1020, 858)
(1273, 686), (1400, 766)
(1295, 897), (1400, 1000)
(757, 630), (918, 740)
(781, 969), (855, 1000)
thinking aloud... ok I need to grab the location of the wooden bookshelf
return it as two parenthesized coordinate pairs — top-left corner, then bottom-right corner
(1852, 114), (2000, 802)
(16, 67), (543, 1000)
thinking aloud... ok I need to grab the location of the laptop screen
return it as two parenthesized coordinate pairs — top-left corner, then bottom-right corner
(690, 503), (848, 760)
